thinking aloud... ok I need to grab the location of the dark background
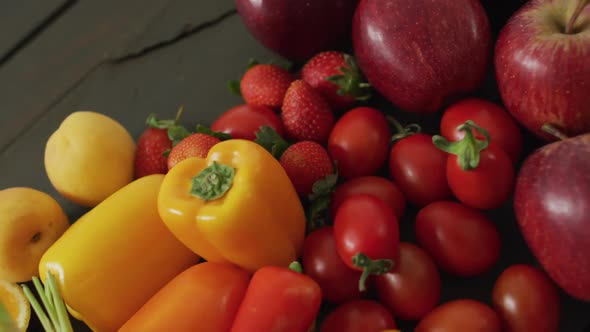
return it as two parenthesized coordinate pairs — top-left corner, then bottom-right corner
(1, 0), (588, 331)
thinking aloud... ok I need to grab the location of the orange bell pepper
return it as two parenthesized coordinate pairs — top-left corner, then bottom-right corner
(119, 262), (250, 332)
(157, 139), (306, 272)
(39, 175), (199, 332)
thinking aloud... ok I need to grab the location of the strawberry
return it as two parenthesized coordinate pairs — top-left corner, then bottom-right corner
(134, 110), (190, 179)
(279, 141), (334, 197)
(301, 51), (371, 110)
(232, 63), (294, 109)
(281, 80), (334, 143)
(167, 125), (230, 170)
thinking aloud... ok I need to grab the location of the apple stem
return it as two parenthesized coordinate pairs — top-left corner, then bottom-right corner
(565, 0), (590, 34)
(542, 124), (569, 141)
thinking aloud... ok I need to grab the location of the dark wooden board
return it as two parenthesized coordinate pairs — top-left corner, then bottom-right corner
(0, 0), (73, 62)
(0, 0), (237, 153)
(0, 0), (589, 331)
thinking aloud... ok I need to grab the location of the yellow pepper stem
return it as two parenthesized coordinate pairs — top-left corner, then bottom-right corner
(190, 161), (235, 201)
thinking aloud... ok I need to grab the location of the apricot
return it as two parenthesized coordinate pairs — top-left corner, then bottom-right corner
(0, 187), (70, 282)
(44, 111), (136, 207)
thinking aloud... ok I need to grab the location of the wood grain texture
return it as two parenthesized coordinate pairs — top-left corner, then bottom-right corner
(0, 0), (73, 62)
(0, 0), (181, 152)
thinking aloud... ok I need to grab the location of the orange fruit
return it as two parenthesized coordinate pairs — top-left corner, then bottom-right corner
(0, 280), (30, 331)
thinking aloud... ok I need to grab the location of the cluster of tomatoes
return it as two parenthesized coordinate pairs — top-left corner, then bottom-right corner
(292, 98), (560, 331)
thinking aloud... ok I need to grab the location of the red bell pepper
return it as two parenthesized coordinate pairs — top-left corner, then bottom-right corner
(230, 262), (322, 332)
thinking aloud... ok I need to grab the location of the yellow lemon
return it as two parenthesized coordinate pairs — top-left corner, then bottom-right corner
(44, 111), (136, 207)
(0, 280), (30, 331)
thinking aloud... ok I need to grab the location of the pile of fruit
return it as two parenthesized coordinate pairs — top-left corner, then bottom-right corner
(1, 0), (589, 331)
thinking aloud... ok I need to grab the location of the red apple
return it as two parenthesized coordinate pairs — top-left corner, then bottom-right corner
(495, 0), (590, 141)
(235, 0), (359, 61)
(352, 0), (491, 113)
(514, 128), (590, 301)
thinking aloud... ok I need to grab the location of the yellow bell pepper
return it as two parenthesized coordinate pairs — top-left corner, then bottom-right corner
(39, 174), (199, 332)
(158, 139), (306, 273)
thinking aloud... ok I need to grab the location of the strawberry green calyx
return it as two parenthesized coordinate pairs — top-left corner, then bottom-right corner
(227, 58), (292, 96)
(167, 126), (192, 147)
(307, 170), (338, 233)
(196, 124), (233, 141)
(254, 126), (290, 160)
(227, 59), (260, 96)
(146, 106), (185, 129)
(145, 107), (192, 151)
(326, 54), (372, 101)
(190, 161), (235, 201)
(432, 120), (491, 171)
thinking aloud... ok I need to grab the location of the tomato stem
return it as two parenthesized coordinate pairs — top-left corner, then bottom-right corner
(352, 252), (394, 292)
(387, 116), (422, 143)
(432, 120), (490, 171)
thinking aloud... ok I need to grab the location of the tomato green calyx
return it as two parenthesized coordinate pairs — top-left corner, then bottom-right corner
(190, 161), (235, 201)
(22, 272), (74, 332)
(541, 123), (569, 141)
(388, 116), (422, 143)
(326, 54), (372, 101)
(288, 261), (303, 273)
(352, 252), (394, 292)
(433, 120), (490, 171)
(565, 0), (590, 34)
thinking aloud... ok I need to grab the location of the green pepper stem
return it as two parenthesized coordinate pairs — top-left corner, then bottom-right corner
(47, 273), (73, 332)
(352, 252), (394, 292)
(33, 277), (59, 330)
(190, 161), (235, 201)
(22, 272), (74, 332)
(432, 120), (491, 171)
(22, 285), (54, 332)
(289, 261), (303, 273)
